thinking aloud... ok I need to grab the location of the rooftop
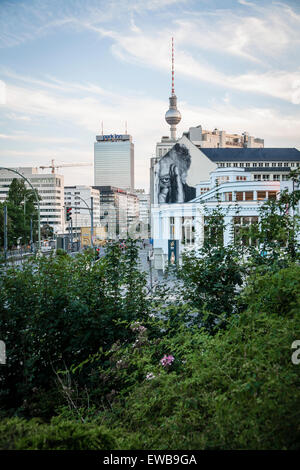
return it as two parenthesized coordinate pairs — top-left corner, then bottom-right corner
(200, 148), (300, 162)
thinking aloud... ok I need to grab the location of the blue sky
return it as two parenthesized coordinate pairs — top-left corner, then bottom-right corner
(0, 0), (300, 190)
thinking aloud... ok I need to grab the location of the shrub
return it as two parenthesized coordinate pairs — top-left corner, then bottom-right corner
(0, 417), (116, 450)
(99, 266), (300, 450)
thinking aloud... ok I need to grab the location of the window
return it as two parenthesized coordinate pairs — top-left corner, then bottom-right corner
(268, 191), (277, 200)
(273, 175), (280, 181)
(265, 163), (270, 167)
(233, 216), (259, 247)
(284, 163), (289, 167)
(258, 162), (263, 167)
(226, 163), (231, 167)
(225, 192), (232, 201)
(236, 192), (243, 201)
(204, 216), (223, 246)
(245, 163), (250, 167)
(253, 163), (257, 167)
(245, 191), (253, 201)
(262, 174), (270, 181)
(239, 163), (244, 167)
(170, 217), (175, 239)
(272, 163), (277, 167)
(181, 216), (195, 244)
(254, 174), (261, 181)
(233, 163), (238, 168)
(257, 191), (266, 200)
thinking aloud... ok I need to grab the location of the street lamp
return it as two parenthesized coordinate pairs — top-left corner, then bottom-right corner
(0, 167), (41, 253)
(75, 195), (94, 248)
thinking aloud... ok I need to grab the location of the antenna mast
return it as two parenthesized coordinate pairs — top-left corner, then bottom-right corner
(165, 36), (181, 140)
(172, 36), (175, 95)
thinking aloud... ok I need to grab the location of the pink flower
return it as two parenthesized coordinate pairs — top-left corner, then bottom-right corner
(160, 354), (175, 367)
(146, 372), (156, 380)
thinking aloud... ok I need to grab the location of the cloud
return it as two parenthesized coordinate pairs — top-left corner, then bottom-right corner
(0, 0), (186, 48)
(0, 132), (78, 144)
(86, 23), (300, 103)
(238, 0), (256, 6)
(0, 80), (6, 104)
(1, 73), (300, 189)
(5, 112), (31, 121)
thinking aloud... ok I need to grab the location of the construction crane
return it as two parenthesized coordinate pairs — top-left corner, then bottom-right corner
(39, 159), (92, 174)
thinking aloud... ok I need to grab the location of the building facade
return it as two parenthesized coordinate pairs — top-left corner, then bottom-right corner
(94, 134), (134, 190)
(0, 167), (64, 233)
(93, 185), (139, 239)
(151, 147), (300, 270)
(134, 189), (150, 225)
(64, 185), (101, 236)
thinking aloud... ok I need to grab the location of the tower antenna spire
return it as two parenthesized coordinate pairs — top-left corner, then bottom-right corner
(165, 37), (181, 140)
(172, 36), (175, 95)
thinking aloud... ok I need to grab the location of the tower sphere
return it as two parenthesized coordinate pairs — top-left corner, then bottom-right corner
(165, 108), (181, 126)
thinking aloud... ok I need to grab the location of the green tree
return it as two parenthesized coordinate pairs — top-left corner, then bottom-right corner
(1, 178), (40, 248)
(177, 206), (244, 332)
(0, 242), (150, 417)
(240, 189), (300, 267)
(41, 224), (54, 240)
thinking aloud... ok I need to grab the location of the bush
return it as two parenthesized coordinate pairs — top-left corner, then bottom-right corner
(0, 240), (149, 416)
(98, 266), (300, 450)
(108, 311), (300, 449)
(0, 417), (116, 450)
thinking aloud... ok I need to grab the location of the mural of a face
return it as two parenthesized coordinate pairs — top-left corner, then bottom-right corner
(155, 143), (196, 204)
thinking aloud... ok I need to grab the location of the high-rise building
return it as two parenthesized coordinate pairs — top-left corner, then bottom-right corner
(94, 134), (134, 190)
(0, 167), (64, 233)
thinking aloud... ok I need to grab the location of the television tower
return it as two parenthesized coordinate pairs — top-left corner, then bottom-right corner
(165, 37), (181, 140)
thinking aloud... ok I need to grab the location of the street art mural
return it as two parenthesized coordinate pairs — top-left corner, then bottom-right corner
(154, 143), (196, 204)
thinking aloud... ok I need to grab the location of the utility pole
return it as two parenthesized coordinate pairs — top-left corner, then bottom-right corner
(4, 205), (8, 262)
(30, 218), (33, 252)
(91, 196), (94, 248)
(70, 217), (73, 251)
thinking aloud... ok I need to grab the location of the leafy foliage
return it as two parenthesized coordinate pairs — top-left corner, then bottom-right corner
(177, 207), (244, 332)
(99, 267), (300, 450)
(0, 417), (116, 450)
(0, 178), (39, 248)
(0, 241), (149, 416)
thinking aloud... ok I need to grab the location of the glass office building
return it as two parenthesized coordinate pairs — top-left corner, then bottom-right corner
(94, 134), (134, 190)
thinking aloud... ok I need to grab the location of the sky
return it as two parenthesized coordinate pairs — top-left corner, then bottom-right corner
(0, 0), (300, 191)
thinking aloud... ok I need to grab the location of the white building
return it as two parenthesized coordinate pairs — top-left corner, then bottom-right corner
(151, 147), (300, 270)
(0, 167), (64, 233)
(64, 185), (101, 235)
(134, 189), (150, 228)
